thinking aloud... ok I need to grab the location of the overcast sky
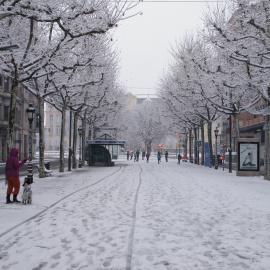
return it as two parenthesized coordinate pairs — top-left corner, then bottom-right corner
(112, 0), (217, 97)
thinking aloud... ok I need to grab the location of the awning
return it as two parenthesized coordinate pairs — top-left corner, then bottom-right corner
(86, 140), (126, 145)
(86, 133), (125, 146)
(240, 122), (265, 132)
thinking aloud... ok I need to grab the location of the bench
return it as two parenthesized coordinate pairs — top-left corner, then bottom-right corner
(35, 165), (53, 177)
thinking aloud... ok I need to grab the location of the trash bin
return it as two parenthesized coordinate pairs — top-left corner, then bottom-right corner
(45, 161), (50, 170)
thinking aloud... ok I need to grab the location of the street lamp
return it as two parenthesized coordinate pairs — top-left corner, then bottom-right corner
(78, 126), (82, 168)
(214, 127), (219, 170)
(26, 103), (35, 183)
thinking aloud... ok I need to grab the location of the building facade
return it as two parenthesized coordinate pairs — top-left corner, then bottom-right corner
(44, 103), (69, 151)
(0, 75), (38, 162)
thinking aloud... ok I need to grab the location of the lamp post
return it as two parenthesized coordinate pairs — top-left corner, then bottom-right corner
(26, 103), (35, 183)
(78, 126), (82, 168)
(214, 127), (219, 170)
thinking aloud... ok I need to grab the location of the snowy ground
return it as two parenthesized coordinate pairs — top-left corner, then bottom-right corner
(0, 155), (270, 270)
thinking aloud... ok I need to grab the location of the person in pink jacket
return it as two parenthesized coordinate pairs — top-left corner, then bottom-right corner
(5, 148), (28, 204)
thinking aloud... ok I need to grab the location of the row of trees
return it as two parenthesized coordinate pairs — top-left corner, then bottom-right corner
(120, 99), (170, 153)
(158, 0), (270, 179)
(0, 0), (139, 177)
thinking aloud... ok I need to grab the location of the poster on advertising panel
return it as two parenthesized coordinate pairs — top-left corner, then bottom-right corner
(238, 142), (259, 171)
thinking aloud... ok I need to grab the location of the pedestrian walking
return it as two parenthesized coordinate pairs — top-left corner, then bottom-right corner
(127, 151), (130, 160)
(5, 148), (29, 204)
(146, 152), (150, 163)
(142, 151), (145, 160)
(130, 152), (133, 160)
(136, 150), (140, 162)
(165, 151), (168, 162)
(134, 152), (136, 162)
(178, 154), (182, 164)
(157, 152), (161, 164)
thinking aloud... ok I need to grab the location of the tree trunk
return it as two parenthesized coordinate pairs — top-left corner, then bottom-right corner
(7, 79), (19, 157)
(201, 121), (205, 165)
(189, 129), (192, 162)
(264, 114), (270, 180)
(59, 106), (66, 172)
(208, 121), (213, 168)
(234, 112), (240, 143)
(72, 111), (78, 169)
(82, 110), (87, 167)
(38, 96), (45, 178)
(194, 127), (197, 164)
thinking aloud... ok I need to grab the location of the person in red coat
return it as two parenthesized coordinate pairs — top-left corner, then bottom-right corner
(5, 148), (28, 204)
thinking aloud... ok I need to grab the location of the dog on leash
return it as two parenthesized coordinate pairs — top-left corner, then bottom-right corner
(22, 177), (32, 204)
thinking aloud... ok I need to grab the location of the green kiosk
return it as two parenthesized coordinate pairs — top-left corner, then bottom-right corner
(86, 134), (125, 166)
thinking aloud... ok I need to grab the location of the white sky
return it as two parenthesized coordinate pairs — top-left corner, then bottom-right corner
(113, 0), (217, 96)
(0, 155), (269, 269)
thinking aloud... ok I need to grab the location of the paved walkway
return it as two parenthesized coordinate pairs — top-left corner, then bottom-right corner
(0, 157), (270, 270)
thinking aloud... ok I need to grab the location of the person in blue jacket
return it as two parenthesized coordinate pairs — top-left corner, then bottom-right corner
(157, 152), (161, 164)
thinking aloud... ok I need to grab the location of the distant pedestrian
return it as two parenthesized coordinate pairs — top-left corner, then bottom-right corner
(136, 150), (140, 162)
(127, 151), (130, 160)
(142, 151), (145, 160)
(134, 152), (136, 162)
(178, 154), (182, 164)
(130, 152), (133, 160)
(165, 151), (168, 162)
(157, 152), (161, 164)
(5, 148), (29, 204)
(146, 152), (150, 163)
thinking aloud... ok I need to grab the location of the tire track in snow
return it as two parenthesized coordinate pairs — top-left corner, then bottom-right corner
(126, 164), (143, 270)
(0, 165), (124, 239)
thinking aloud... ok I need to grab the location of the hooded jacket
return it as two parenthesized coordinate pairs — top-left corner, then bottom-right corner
(5, 148), (26, 178)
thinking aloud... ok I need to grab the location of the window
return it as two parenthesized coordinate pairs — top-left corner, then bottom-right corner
(16, 108), (21, 124)
(49, 115), (53, 123)
(50, 125), (53, 136)
(4, 106), (9, 121)
(56, 125), (61, 135)
(36, 114), (40, 129)
(4, 77), (9, 93)
(56, 115), (61, 123)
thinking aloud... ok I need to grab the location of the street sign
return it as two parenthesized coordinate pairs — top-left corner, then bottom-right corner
(196, 140), (202, 147)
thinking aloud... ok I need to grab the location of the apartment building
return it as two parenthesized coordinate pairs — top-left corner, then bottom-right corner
(0, 76), (38, 161)
(44, 103), (69, 151)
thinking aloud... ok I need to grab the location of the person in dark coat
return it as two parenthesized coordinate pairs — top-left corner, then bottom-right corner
(127, 151), (130, 160)
(136, 150), (140, 162)
(165, 151), (168, 162)
(142, 151), (145, 160)
(178, 154), (182, 164)
(146, 152), (150, 162)
(5, 148), (28, 203)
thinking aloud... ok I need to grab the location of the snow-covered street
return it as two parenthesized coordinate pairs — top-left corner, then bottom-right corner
(1, 156), (270, 270)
